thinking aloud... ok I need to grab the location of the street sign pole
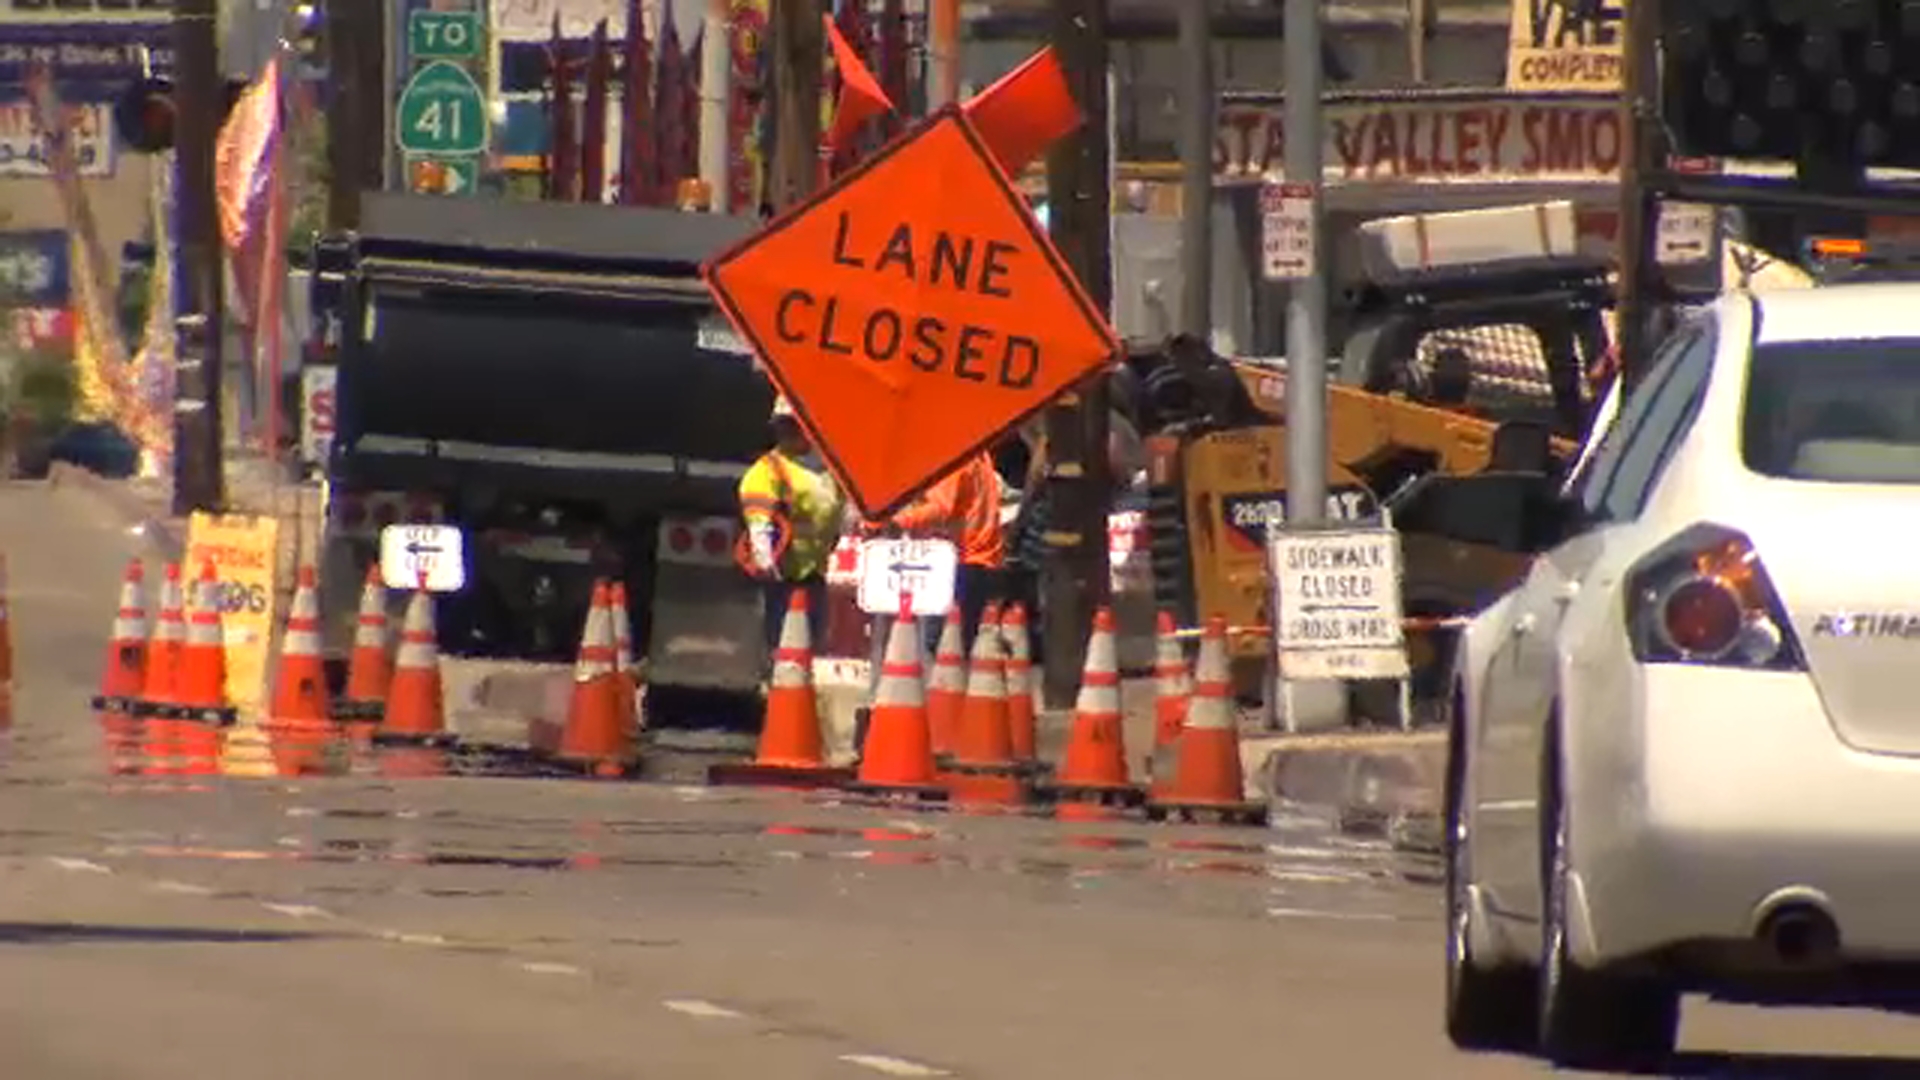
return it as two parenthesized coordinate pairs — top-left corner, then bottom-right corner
(1280, 0), (1348, 731)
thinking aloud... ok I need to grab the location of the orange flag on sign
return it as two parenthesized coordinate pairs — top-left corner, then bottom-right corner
(823, 14), (894, 159)
(964, 46), (1082, 178)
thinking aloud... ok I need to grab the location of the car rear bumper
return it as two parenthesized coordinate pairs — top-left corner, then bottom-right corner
(1577, 665), (1920, 967)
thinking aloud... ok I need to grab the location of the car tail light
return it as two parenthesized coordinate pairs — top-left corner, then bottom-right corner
(1626, 523), (1803, 671)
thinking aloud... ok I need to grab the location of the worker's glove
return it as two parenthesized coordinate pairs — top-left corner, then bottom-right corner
(746, 522), (782, 579)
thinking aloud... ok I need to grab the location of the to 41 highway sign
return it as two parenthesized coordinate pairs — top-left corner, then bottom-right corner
(396, 59), (487, 156)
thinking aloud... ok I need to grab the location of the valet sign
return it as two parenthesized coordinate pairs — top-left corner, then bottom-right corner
(1269, 526), (1409, 681)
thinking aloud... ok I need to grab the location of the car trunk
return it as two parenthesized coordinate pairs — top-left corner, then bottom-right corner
(1748, 489), (1920, 757)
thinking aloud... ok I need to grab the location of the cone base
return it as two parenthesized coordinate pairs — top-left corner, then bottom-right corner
(332, 699), (387, 723)
(707, 762), (857, 789)
(842, 781), (950, 804)
(1040, 781), (1148, 809)
(544, 753), (644, 780)
(937, 753), (1052, 779)
(1144, 799), (1270, 827)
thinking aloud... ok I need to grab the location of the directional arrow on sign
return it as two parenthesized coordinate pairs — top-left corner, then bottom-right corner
(405, 540), (443, 558)
(888, 560), (934, 577)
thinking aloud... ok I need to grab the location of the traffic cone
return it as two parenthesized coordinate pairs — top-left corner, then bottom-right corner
(137, 562), (187, 776)
(1147, 610), (1192, 795)
(268, 566), (340, 777)
(377, 586), (451, 777)
(1046, 606), (1145, 810)
(1147, 615), (1269, 827)
(173, 563), (236, 776)
(1001, 603), (1039, 764)
(849, 593), (946, 800)
(556, 580), (635, 777)
(92, 558), (148, 774)
(608, 581), (640, 736)
(338, 564), (392, 725)
(947, 602), (1029, 807)
(708, 588), (854, 788)
(926, 607), (967, 759)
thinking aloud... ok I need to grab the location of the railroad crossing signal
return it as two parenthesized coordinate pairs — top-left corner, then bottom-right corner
(396, 59), (488, 156)
(409, 10), (482, 60)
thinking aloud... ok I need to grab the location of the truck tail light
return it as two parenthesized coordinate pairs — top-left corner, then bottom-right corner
(1626, 523), (1804, 671)
(657, 517), (737, 568)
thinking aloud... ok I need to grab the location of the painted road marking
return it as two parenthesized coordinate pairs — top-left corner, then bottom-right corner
(380, 929), (449, 947)
(150, 879), (214, 896)
(662, 999), (746, 1020)
(520, 961), (585, 977)
(1266, 906), (1398, 921)
(839, 1053), (952, 1077)
(261, 902), (333, 920)
(48, 856), (111, 874)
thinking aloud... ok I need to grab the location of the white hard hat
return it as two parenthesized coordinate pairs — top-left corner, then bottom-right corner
(771, 395), (797, 420)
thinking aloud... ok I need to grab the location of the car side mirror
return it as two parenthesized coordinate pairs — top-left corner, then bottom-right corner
(1386, 471), (1576, 555)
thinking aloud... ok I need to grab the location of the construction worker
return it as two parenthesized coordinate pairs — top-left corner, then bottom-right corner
(739, 396), (842, 660)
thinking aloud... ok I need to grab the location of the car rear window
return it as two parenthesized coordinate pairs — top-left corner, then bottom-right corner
(1744, 338), (1920, 483)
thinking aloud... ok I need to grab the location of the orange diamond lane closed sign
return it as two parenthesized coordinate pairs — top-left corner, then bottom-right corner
(702, 105), (1120, 520)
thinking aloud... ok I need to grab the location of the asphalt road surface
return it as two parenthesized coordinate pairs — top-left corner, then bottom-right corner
(8, 479), (1920, 1078)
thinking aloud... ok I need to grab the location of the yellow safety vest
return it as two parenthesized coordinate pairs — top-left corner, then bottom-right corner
(738, 449), (843, 580)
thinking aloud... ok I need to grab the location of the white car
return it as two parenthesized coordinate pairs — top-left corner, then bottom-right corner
(1442, 283), (1920, 1070)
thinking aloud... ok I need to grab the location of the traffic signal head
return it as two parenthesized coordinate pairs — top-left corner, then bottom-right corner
(112, 76), (253, 154)
(1661, 0), (1920, 172)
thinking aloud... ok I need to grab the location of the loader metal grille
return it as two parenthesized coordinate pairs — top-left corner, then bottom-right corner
(1409, 323), (1558, 413)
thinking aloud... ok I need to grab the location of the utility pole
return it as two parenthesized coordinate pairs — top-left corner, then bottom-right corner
(172, 0), (225, 514)
(1040, 0), (1112, 710)
(928, 0), (961, 108)
(323, 0), (384, 230)
(698, 0), (732, 209)
(1177, 0), (1213, 338)
(1280, 0), (1346, 730)
(1613, 0), (1659, 390)
(768, 0), (824, 209)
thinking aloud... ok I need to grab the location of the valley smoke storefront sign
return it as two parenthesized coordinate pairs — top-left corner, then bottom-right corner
(1215, 92), (1624, 186)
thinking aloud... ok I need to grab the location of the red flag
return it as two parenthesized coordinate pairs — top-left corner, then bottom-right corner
(823, 15), (891, 161)
(652, 14), (687, 197)
(963, 46), (1081, 178)
(547, 15), (578, 201)
(580, 20), (611, 202)
(680, 29), (702, 188)
(618, 0), (654, 205)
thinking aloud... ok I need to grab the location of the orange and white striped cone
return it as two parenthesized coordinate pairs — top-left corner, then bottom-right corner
(1000, 603), (1040, 766)
(1046, 606), (1145, 813)
(947, 602), (1029, 808)
(608, 581), (640, 738)
(709, 588), (854, 788)
(849, 592), (946, 801)
(268, 566), (341, 777)
(337, 564), (392, 731)
(137, 562), (188, 777)
(556, 580), (635, 777)
(376, 587), (452, 778)
(926, 607), (967, 760)
(1146, 615), (1269, 827)
(174, 563), (237, 778)
(1147, 610), (1191, 796)
(93, 558), (149, 774)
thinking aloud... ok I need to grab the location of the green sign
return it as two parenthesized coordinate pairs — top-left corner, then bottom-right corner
(396, 60), (488, 155)
(409, 10), (483, 60)
(406, 154), (480, 196)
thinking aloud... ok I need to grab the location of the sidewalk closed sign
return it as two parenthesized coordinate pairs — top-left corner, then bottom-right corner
(184, 512), (281, 714)
(1269, 527), (1408, 680)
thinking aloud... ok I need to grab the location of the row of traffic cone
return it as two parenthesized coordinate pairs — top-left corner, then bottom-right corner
(91, 559), (453, 779)
(92, 559), (237, 778)
(549, 579), (643, 778)
(710, 590), (1268, 826)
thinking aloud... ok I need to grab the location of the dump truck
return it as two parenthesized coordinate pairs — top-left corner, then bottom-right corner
(305, 192), (775, 733)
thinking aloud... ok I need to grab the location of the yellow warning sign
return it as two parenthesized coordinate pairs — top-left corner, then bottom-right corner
(184, 512), (280, 716)
(1506, 0), (1626, 94)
